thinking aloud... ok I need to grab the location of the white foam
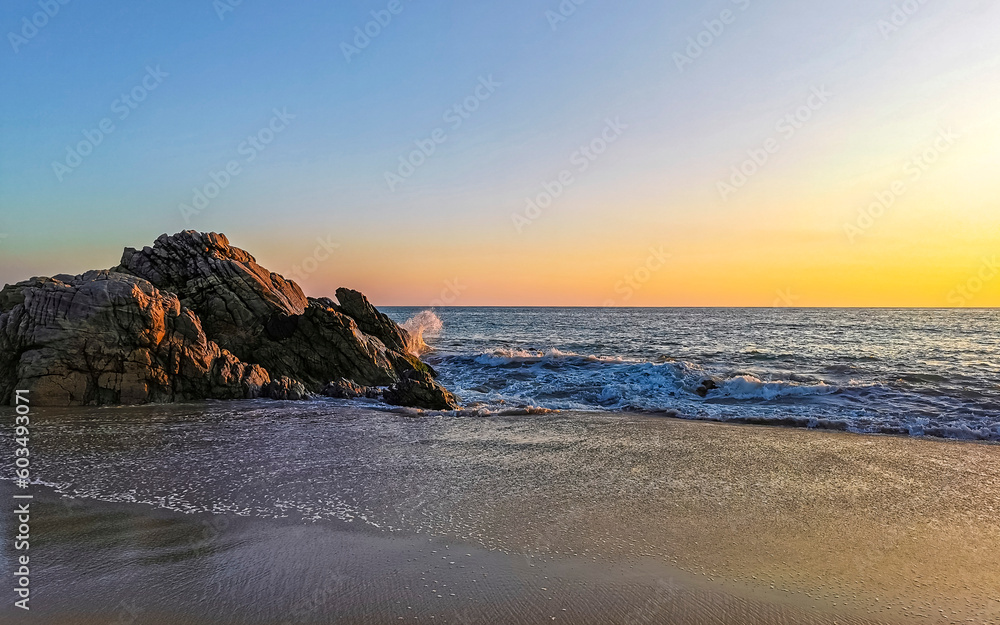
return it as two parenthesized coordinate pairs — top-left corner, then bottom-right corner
(714, 375), (836, 400)
(401, 310), (443, 355)
(472, 348), (626, 365)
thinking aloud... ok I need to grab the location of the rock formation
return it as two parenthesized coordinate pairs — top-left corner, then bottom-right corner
(0, 231), (457, 410)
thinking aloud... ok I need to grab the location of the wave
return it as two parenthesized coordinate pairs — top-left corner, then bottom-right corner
(432, 349), (839, 412)
(416, 345), (1000, 441)
(715, 374), (835, 400)
(401, 310), (443, 356)
(472, 348), (626, 365)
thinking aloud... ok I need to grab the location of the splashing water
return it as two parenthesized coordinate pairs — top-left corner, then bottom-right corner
(401, 310), (443, 356)
(380, 307), (1000, 441)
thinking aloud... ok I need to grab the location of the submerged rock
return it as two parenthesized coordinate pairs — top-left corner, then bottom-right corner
(0, 231), (458, 410)
(695, 379), (719, 398)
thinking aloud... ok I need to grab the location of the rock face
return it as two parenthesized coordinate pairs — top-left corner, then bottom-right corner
(0, 231), (457, 410)
(0, 271), (269, 406)
(333, 287), (412, 354)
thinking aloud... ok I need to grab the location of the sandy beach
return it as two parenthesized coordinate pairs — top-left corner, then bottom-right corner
(2, 404), (998, 624)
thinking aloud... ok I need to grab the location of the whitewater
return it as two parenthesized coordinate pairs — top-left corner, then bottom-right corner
(385, 307), (1000, 441)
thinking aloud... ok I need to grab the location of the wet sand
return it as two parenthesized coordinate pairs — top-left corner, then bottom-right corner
(2, 408), (999, 624)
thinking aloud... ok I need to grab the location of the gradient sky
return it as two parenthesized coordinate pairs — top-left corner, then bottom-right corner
(2, 0), (999, 306)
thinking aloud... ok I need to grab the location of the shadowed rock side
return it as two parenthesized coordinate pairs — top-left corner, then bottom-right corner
(0, 231), (458, 410)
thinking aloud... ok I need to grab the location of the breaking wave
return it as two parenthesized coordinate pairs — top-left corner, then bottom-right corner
(420, 347), (998, 441)
(401, 310), (443, 356)
(383, 307), (1000, 442)
(432, 349), (838, 411)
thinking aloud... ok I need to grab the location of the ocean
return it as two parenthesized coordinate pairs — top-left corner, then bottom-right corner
(388, 307), (1000, 441)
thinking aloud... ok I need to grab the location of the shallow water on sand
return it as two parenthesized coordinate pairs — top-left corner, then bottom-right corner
(3, 401), (999, 623)
(0, 484), (911, 625)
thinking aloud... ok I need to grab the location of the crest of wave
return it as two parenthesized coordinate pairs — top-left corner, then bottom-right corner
(401, 310), (443, 356)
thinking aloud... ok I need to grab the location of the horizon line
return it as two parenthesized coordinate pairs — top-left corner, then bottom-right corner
(377, 305), (1000, 310)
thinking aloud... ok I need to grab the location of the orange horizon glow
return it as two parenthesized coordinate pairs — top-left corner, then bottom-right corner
(3, 3), (999, 309)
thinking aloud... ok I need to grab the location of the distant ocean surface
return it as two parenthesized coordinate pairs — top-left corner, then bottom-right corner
(386, 307), (1000, 442)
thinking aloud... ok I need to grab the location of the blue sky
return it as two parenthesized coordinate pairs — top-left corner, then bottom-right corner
(2, 0), (999, 305)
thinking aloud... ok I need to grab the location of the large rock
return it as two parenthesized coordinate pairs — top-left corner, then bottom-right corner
(334, 287), (412, 354)
(0, 271), (269, 406)
(0, 231), (458, 410)
(116, 232), (440, 391)
(117, 231), (308, 348)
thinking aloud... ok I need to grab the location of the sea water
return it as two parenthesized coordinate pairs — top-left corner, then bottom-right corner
(387, 307), (1000, 441)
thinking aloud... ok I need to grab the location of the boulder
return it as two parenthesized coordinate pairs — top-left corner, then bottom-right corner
(0, 271), (269, 406)
(694, 379), (719, 398)
(116, 232), (446, 394)
(1, 231), (458, 410)
(321, 378), (369, 399)
(116, 230), (307, 356)
(383, 370), (459, 410)
(262, 376), (308, 401)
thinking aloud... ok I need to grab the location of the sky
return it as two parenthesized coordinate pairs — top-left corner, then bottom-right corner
(1, 0), (999, 307)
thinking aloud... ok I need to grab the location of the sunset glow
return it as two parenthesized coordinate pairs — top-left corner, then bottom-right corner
(2, 1), (999, 306)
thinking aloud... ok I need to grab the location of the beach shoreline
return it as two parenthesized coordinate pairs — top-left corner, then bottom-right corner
(3, 404), (999, 624)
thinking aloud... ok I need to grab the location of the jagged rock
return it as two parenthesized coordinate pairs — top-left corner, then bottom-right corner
(116, 232), (450, 403)
(334, 287), (411, 354)
(383, 370), (459, 410)
(262, 376), (308, 400)
(117, 231), (308, 348)
(0, 271), (269, 406)
(1, 231), (458, 410)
